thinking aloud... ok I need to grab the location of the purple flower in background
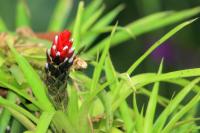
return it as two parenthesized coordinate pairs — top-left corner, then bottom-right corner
(146, 39), (176, 64)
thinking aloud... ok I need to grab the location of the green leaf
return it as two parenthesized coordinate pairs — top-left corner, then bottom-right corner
(73, 1), (84, 51)
(67, 84), (79, 126)
(9, 65), (26, 85)
(86, 7), (200, 56)
(133, 74), (200, 93)
(162, 92), (200, 133)
(91, 5), (124, 31)
(172, 118), (200, 130)
(132, 68), (200, 88)
(0, 68), (17, 86)
(0, 96), (38, 124)
(70, 71), (92, 90)
(0, 80), (39, 107)
(0, 69), (35, 105)
(88, 82), (110, 105)
(77, 24), (118, 133)
(153, 77), (200, 133)
(165, 78), (200, 93)
(0, 17), (7, 31)
(141, 88), (170, 107)
(83, 4), (124, 48)
(48, 0), (73, 31)
(98, 90), (113, 131)
(7, 107), (36, 130)
(105, 55), (119, 92)
(52, 111), (77, 133)
(7, 39), (54, 112)
(90, 23), (118, 91)
(119, 101), (133, 133)
(113, 67), (200, 112)
(104, 58), (134, 132)
(144, 59), (163, 133)
(35, 112), (54, 133)
(81, 5), (105, 33)
(133, 93), (144, 133)
(83, 0), (102, 22)
(0, 92), (16, 133)
(16, 0), (30, 27)
(127, 18), (197, 74)
(10, 119), (25, 133)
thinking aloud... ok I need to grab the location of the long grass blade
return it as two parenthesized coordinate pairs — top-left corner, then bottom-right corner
(144, 59), (163, 133)
(119, 101), (133, 133)
(81, 5), (105, 33)
(165, 78), (200, 93)
(0, 80), (39, 107)
(90, 23), (118, 91)
(98, 90), (113, 131)
(140, 88), (169, 107)
(104, 58), (134, 132)
(48, 0), (73, 31)
(131, 68), (200, 88)
(10, 119), (25, 133)
(86, 7), (200, 56)
(83, 4), (124, 47)
(67, 84), (79, 126)
(83, 0), (102, 22)
(0, 92), (16, 133)
(7, 107), (36, 130)
(52, 111), (77, 133)
(105, 54), (118, 92)
(113, 19), (196, 108)
(113, 67), (200, 111)
(78, 23), (118, 133)
(0, 18), (7, 31)
(0, 96), (38, 124)
(72, 1), (84, 51)
(127, 19), (197, 74)
(35, 112), (54, 133)
(16, 0), (30, 27)
(162, 92), (200, 133)
(133, 94), (144, 133)
(153, 77), (200, 133)
(7, 39), (54, 111)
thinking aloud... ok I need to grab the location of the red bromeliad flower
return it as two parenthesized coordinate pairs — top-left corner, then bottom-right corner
(45, 30), (87, 110)
(45, 30), (76, 79)
(47, 30), (75, 65)
(45, 30), (75, 110)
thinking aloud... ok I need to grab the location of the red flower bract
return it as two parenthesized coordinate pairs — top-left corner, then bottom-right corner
(47, 30), (75, 64)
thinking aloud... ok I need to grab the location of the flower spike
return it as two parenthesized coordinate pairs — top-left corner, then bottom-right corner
(45, 30), (76, 111)
(48, 30), (75, 65)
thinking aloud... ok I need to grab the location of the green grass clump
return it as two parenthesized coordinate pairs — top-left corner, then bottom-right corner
(0, 0), (200, 133)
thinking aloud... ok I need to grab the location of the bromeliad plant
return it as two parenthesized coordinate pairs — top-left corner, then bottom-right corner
(0, 0), (200, 133)
(45, 30), (75, 111)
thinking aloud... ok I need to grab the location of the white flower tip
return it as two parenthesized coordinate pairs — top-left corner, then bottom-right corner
(52, 45), (56, 50)
(45, 63), (48, 69)
(68, 53), (75, 63)
(64, 57), (68, 62)
(55, 35), (58, 44)
(68, 57), (74, 63)
(56, 52), (60, 56)
(69, 47), (75, 54)
(63, 46), (68, 50)
(47, 49), (50, 56)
